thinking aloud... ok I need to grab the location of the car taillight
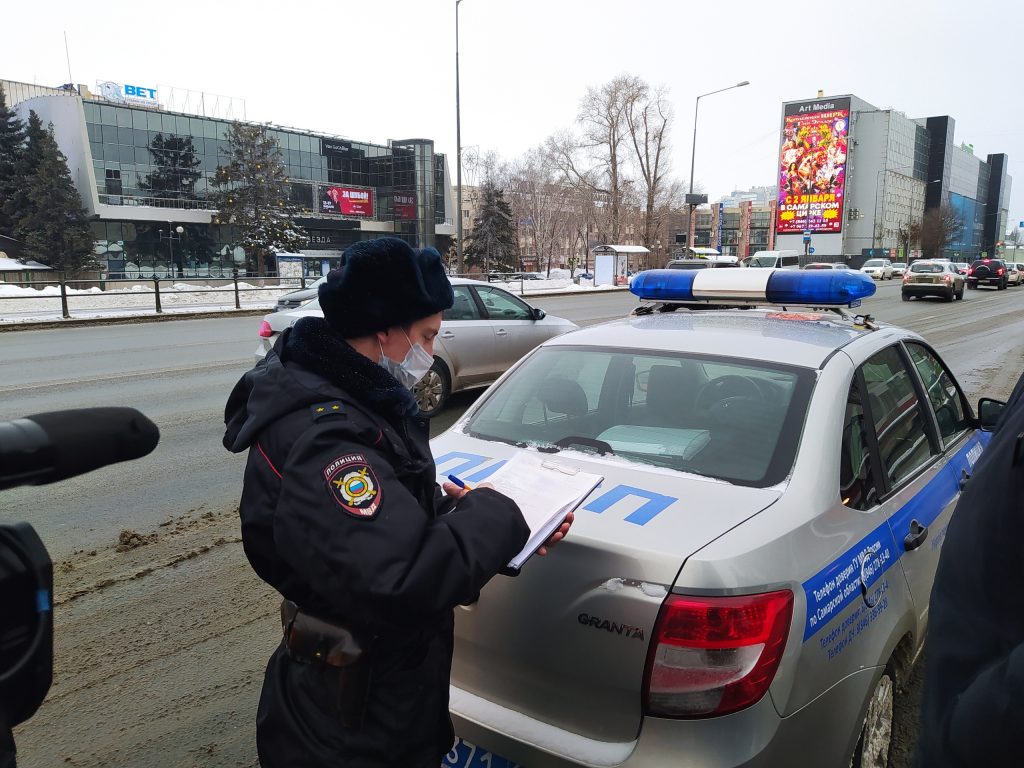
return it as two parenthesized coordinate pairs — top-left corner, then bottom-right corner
(943, 274), (953, 283)
(258, 321), (275, 339)
(998, 268), (1005, 275)
(902, 272), (911, 282)
(967, 268), (974, 275)
(643, 590), (793, 718)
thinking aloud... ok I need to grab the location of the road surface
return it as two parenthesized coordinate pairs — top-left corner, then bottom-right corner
(5, 283), (1024, 767)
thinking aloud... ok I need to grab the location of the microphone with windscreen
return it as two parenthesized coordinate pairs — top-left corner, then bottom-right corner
(0, 407), (159, 756)
(0, 408), (160, 491)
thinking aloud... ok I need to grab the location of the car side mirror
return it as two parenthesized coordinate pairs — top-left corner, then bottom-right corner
(978, 398), (1006, 431)
(533, 307), (546, 321)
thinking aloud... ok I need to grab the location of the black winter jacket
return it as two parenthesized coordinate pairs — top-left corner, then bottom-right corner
(918, 371), (1024, 767)
(224, 317), (529, 768)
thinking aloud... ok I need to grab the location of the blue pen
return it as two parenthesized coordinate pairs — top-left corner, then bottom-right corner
(447, 474), (473, 491)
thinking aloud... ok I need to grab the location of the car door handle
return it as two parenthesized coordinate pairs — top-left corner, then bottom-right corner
(440, 331), (455, 339)
(495, 329), (509, 337)
(904, 519), (928, 552)
(959, 469), (970, 490)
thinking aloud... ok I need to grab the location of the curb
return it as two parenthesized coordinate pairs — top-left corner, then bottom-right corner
(0, 308), (269, 332)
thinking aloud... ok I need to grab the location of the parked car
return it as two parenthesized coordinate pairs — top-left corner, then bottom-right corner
(1006, 263), (1022, 286)
(901, 260), (965, 302)
(891, 262), (907, 277)
(803, 262), (850, 270)
(965, 258), (1008, 290)
(746, 250), (801, 269)
(436, 268), (998, 768)
(666, 258), (739, 270)
(860, 258), (894, 280)
(274, 275), (327, 310)
(256, 278), (577, 416)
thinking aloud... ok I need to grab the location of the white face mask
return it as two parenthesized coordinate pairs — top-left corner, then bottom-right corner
(378, 329), (433, 390)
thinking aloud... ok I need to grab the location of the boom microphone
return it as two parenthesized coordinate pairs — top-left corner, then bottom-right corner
(0, 408), (160, 491)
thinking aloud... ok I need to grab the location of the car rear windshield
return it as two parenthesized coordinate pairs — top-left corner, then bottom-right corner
(463, 346), (814, 487)
(910, 263), (944, 273)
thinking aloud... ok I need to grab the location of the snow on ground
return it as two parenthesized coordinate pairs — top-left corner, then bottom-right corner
(0, 279), (626, 323)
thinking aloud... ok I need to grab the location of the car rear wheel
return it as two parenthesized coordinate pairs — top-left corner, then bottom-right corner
(956, 286), (964, 300)
(967, 283), (976, 289)
(413, 359), (451, 417)
(901, 293), (910, 302)
(944, 289), (954, 302)
(850, 666), (895, 768)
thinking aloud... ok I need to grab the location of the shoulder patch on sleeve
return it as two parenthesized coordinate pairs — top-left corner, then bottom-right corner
(323, 453), (382, 520)
(310, 401), (345, 422)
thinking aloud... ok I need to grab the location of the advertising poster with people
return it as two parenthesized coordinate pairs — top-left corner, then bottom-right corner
(776, 98), (850, 234)
(321, 186), (374, 217)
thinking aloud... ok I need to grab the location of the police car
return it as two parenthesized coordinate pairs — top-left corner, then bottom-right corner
(433, 268), (997, 768)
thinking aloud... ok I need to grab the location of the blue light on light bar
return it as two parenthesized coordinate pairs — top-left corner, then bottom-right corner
(765, 270), (876, 305)
(629, 270), (697, 301)
(630, 268), (876, 306)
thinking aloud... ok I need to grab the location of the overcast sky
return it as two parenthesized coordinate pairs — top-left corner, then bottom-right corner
(4, 0), (1022, 229)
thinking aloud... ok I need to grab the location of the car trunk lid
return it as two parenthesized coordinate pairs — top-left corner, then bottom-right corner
(433, 433), (782, 742)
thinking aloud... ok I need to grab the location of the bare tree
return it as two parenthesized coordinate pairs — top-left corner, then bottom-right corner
(896, 218), (923, 261)
(546, 75), (639, 242)
(919, 205), (963, 260)
(624, 82), (674, 251)
(506, 147), (574, 276)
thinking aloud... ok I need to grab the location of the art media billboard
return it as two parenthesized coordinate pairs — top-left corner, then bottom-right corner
(776, 97), (850, 234)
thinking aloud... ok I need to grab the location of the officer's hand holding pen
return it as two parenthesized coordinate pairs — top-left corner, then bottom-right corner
(445, 475), (574, 556)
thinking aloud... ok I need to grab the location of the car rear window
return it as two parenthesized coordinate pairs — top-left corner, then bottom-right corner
(910, 263), (944, 273)
(463, 346), (814, 487)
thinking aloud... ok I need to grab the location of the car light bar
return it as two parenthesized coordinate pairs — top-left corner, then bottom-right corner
(629, 268), (876, 307)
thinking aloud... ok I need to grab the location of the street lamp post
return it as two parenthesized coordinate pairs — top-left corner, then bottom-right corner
(687, 81), (749, 256)
(160, 224), (185, 277)
(455, 0), (466, 276)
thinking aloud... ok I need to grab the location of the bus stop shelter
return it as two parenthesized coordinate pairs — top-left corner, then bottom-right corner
(591, 244), (651, 286)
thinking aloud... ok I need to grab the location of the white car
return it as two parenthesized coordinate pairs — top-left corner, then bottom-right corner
(435, 268), (1000, 768)
(890, 262), (907, 277)
(860, 258), (894, 280)
(256, 278), (577, 415)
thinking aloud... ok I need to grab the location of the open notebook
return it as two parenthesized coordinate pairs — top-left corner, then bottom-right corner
(481, 452), (604, 573)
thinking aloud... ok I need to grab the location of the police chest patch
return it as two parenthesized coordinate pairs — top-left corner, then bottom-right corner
(323, 453), (381, 519)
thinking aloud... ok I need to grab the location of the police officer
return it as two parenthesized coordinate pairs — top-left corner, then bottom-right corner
(918, 370), (1024, 767)
(224, 238), (534, 767)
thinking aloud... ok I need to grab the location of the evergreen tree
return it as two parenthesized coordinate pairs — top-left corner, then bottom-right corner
(209, 122), (305, 274)
(464, 180), (519, 273)
(16, 125), (97, 274)
(4, 111), (47, 234)
(0, 85), (26, 235)
(140, 133), (202, 201)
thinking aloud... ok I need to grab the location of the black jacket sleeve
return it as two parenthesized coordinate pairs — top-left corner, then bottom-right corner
(946, 642), (1024, 765)
(272, 423), (530, 632)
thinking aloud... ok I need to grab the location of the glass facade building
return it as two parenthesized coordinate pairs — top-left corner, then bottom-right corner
(9, 81), (453, 277)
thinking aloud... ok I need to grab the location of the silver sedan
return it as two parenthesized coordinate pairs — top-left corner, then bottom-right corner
(256, 278), (577, 415)
(433, 270), (1000, 768)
